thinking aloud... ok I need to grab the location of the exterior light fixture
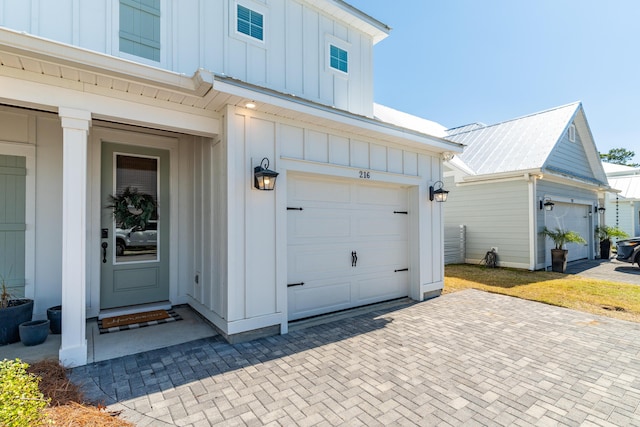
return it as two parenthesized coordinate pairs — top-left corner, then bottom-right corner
(254, 157), (279, 190)
(597, 206), (606, 214)
(245, 101), (256, 109)
(429, 180), (449, 202)
(542, 199), (554, 211)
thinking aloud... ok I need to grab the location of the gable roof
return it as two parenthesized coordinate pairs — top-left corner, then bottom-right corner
(603, 162), (640, 200)
(443, 102), (608, 186)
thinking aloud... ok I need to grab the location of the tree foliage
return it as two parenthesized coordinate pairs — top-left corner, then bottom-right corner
(599, 148), (639, 167)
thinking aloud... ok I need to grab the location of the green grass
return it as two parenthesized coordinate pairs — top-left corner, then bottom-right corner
(444, 264), (640, 322)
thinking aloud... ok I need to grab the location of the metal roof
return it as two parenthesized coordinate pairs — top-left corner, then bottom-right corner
(444, 103), (581, 175)
(603, 163), (640, 200)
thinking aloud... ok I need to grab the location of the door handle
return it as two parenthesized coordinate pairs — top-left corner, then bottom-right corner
(102, 242), (108, 263)
(351, 251), (358, 267)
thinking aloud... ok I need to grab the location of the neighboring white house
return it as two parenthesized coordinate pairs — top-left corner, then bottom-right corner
(0, 1), (462, 366)
(603, 162), (640, 238)
(443, 102), (610, 270)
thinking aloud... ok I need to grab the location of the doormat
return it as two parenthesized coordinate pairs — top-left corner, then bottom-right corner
(98, 309), (182, 334)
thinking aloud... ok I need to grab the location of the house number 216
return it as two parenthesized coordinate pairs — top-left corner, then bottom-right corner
(359, 171), (371, 179)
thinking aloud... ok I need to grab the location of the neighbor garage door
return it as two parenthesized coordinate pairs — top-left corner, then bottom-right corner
(545, 202), (590, 262)
(287, 175), (409, 321)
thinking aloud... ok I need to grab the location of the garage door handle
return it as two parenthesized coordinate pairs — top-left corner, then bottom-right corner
(352, 251), (358, 267)
(287, 282), (304, 288)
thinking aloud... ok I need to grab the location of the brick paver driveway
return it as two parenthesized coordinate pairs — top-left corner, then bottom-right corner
(71, 290), (640, 426)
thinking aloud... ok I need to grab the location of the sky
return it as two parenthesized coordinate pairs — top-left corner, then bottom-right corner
(346, 0), (639, 162)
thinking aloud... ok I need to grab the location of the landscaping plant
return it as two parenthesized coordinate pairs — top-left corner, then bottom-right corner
(0, 358), (50, 427)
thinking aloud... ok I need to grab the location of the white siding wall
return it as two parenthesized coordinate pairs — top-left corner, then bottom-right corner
(0, 0), (375, 116)
(442, 177), (531, 268)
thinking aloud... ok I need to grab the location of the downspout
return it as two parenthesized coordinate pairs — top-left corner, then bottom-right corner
(528, 174), (537, 270)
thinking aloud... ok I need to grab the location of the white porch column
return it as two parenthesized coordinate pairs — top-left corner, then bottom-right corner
(58, 108), (91, 367)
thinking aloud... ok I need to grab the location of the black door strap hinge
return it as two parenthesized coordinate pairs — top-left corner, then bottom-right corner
(287, 207), (304, 211)
(287, 282), (305, 287)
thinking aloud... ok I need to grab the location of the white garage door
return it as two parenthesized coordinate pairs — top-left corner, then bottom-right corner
(287, 175), (409, 321)
(545, 203), (590, 262)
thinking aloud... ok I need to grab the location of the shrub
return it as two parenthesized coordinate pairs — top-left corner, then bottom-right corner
(0, 359), (50, 427)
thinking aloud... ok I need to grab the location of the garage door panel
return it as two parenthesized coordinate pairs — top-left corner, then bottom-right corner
(289, 213), (351, 240)
(357, 215), (408, 239)
(356, 241), (407, 270)
(289, 176), (351, 205)
(288, 281), (352, 319)
(355, 273), (408, 303)
(356, 185), (406, 207)
(288, 246), (353, 277)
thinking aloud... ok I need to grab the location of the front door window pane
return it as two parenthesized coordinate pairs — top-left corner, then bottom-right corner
(115, 154), (159, 263)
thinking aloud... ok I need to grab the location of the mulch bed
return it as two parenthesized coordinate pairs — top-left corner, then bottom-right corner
(27, 360), (134, 427)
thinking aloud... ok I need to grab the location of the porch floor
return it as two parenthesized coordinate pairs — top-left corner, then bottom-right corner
(1, 306), (218, 365)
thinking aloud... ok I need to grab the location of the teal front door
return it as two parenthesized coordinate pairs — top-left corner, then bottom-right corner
(0, 155), (26, 297)
(100, 142), (170, 310)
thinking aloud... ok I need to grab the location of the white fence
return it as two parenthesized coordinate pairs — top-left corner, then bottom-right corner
(444, 225), (466, 265)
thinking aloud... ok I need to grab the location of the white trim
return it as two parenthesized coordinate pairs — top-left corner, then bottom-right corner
(325, 35), (351, 77)
(231, 0), (268, 46)
(0, 141), (36, 302)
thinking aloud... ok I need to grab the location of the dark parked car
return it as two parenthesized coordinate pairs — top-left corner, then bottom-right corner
(616, 237), (640, 267)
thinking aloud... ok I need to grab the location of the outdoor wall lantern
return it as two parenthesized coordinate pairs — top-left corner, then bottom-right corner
(254, 157), (279, 190)
(429, 181), (449, 202)
(540, 199), (555, 211)
(598, 206), (606, 214)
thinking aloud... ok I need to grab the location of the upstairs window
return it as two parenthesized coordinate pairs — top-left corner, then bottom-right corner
(237, 5), (264, 41)
(330, 45), (348, 73)
(568, 124), (576, 142)
(119, 0), (161, 62)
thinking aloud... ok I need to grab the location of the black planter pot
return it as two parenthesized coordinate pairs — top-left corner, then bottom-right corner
(0, 299), (34, 345)
(551, 249), (568, 273)
(19, 319), (50, 346)
(600, 239), (611, 260)
(47, 305), (62, 334)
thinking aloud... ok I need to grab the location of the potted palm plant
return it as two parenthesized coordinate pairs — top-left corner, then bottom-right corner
(0, 272), (34, 346)
(595, 225), (629, 259)
(540, 227), (587, 273)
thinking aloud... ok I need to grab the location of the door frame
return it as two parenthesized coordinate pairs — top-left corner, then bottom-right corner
(88, 126), (179, 318)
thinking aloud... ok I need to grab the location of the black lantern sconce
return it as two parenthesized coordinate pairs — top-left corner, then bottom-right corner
(539, 199), (555, 211)
(254, 157), (279, 191)
(597, 206), (606, 214)
(429, 181), (449, 202)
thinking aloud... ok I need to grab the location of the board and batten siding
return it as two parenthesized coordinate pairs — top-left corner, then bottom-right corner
(443, 177), (531, 268)
(280, 124), (423, 176)
(545, 122), (594, 181)
(0, 0), (374, 117)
